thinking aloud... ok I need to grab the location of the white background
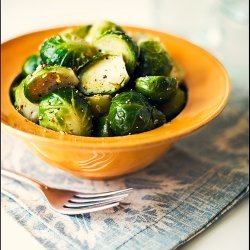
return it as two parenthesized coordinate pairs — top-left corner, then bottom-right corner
(1, 0), (249, 249)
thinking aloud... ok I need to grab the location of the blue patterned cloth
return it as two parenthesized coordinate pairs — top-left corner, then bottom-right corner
(1, 86), (249, 250)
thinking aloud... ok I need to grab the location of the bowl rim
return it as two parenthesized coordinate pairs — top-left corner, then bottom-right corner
(1, 26), (231, 149)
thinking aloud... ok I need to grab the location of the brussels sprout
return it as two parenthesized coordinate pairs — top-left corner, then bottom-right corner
(160, 88), (187, 120)
(151, 106), (167, 127)
(94, 31), (138, 74)
(93, 115), (112, 137)
(170, 61), (185, 83)
(22, 55), (42, 76)
(23, 65), (79, 103)
(108, 91), (165, 136)
(86, 94), (112, 117)
(135, 76), (178, 102)
(40, 34), (96, 71)
(136, 39), (173, 77)
(79, 54), (130, 95)
(85, 20), (123, 42)
(12, 80), (39, 123)
(60, 25), (92, 40)
(39, 87), (92, 136)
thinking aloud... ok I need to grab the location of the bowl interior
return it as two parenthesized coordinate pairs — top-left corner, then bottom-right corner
(1, 26), (230, 148)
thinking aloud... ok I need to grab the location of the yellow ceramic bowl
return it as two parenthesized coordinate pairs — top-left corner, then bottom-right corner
(1, 26), (230, 179)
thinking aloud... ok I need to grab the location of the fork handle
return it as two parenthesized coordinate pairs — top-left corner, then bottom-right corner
(1, 169), (44, 189)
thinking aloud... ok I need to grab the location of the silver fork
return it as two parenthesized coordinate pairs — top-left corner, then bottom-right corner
(1, 169), (132, 215)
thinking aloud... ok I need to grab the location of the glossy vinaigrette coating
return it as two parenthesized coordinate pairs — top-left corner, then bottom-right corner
(11, 20), (187, 136)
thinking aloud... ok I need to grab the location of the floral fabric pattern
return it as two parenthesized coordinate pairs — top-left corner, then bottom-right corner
(1, 87), (249, 250)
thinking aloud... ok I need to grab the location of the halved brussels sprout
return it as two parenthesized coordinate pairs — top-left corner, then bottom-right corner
(23, 65), (79, 103)
(108, 91), (166, 136)
(86, 94), (112, 117)
(22, 55), (42, 76)
(85, 20), (123, 42)
(170, 61), (185, 83)
(12, 80), (39, 123)
(79, 54), (130, 95)
(135, 76), (178, 102)
(160, 88), (187, 120)
(93, 115), (112, 137)
(60, 25), (92, 40)
(94, 31), (138, 74)
(40, 34), (96, 71)
(136, 39), (173, 77)
(39, 87), (92, 136)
